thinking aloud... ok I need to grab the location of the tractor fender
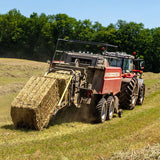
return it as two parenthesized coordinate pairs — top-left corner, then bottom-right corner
(138, 79), (144, 89)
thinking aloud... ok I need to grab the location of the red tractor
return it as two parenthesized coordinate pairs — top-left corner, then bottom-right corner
(104, 51), (145, 109)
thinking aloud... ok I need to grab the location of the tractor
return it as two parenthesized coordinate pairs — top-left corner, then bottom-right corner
(104, 51), (145, 109)
(11, 39), (145, 130)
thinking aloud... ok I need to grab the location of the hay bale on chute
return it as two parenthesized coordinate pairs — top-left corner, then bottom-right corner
(11, 72), (71, 130)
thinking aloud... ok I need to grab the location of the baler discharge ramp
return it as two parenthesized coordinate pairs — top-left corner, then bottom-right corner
(11, 72), (72, 130)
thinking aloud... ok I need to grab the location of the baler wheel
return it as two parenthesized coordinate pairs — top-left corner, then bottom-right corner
(137, 83), (145, 105)
(95, 98), (107, 123)
(113, 96), (119, 114)
(106, 96), (115, 120)
(119, 77), (139, 110)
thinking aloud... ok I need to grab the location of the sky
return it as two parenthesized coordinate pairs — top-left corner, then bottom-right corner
(0, 0), (160, 29)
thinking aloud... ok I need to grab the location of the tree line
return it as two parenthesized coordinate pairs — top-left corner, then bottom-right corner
(0, 9), (160, 72)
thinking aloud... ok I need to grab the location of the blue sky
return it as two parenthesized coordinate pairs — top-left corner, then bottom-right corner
(1, 0), (160, 29)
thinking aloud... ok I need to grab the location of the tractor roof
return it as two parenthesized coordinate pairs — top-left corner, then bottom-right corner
(67, 51), (104, 59)
(104, 51), (135, 59)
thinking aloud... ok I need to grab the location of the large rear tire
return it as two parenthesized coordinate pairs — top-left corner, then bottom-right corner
(119, 77), (139, 110)
(137, 83), (145, 105)
(95, 98), (107, 123)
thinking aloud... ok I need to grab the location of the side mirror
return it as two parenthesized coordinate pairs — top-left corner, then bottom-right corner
(140, 61), (145, 70)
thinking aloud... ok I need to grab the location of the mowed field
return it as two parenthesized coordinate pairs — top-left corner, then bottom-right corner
(0, 58), (160, 160)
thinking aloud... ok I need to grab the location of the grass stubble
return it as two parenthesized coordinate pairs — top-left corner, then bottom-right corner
(0, 58), (160, 160)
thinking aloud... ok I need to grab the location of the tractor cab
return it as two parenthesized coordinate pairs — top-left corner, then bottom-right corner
(104, 51), (134, 73)
(104, 51), (145, 78)
(103, 51), (145, 108)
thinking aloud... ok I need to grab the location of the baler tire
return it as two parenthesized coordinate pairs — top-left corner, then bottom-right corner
(95, 98), (107, 123)
(119, 77), (139, 110)
(113, 96), (119, 114)
(106, 96), (115, 120)
(137, 83), (145, 105)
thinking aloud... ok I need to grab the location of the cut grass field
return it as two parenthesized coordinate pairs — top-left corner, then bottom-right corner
(0, 58), (160, 160)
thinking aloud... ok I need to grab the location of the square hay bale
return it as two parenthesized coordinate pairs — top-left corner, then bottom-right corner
(11, 72), (71, 130)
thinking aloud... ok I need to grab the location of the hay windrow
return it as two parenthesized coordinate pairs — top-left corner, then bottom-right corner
(11, 72), (71, 130)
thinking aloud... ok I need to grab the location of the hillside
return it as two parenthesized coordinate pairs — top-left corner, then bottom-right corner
(0, 58), (160, 160)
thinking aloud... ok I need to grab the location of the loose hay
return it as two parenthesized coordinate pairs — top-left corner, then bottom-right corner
(109, 143), (160, 160)
(11, 72), (71, 130)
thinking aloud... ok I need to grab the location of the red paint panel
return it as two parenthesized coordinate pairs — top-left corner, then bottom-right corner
(100, 67), (122, 95)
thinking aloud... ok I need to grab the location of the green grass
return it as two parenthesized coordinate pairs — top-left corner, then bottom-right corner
(0, 59), (160, 160)
(144, 79), (160, 87)
(0, 77), (28, 85)
(0, 97), (160, 159)
(143, 72), (160, 87)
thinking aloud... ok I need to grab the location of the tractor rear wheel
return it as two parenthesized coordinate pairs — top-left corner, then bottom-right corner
(106, 96), (115, 120)
(95, 98), (107, 123)
(137, 83), (145, 105)
(119, 77), (139, 110)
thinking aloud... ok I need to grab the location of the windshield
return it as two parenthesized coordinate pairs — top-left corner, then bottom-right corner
(123, 59), (130, 71)
(107, 57), (133, 73)
(107, 58), (123, 67)
(122, 59), (133, 72)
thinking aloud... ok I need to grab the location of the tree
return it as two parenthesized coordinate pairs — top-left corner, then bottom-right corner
(150, 28), (160, 72)
(0, 10), (159, 73)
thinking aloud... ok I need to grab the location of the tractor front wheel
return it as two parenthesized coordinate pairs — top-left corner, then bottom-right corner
(119, 77), (139, 110)
(137, 83), (145, 105)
